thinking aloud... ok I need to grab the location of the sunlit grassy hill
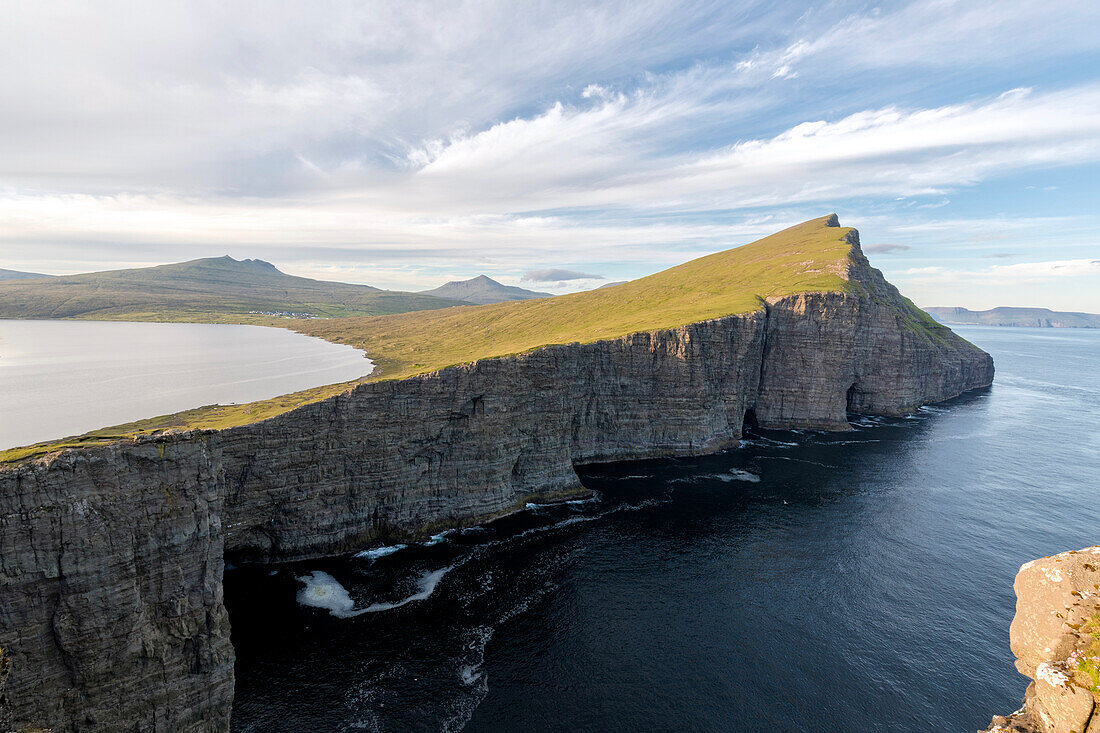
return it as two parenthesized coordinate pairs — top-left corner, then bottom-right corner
(0, 256), (468, 321)
(1, 214), (865, 462)
(297, 214), (857, 380)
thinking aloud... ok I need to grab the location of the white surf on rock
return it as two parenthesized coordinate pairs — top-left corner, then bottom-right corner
(296, 567), (454, 618)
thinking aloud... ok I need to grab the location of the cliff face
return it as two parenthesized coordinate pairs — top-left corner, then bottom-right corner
(984, 548), (1100, 733)
(0, 445), (233, 732)
(0, 229), (993, 732)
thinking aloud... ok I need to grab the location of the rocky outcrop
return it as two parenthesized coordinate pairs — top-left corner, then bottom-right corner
(983, 548), (1100, 733)
(0, 228), (993, 732)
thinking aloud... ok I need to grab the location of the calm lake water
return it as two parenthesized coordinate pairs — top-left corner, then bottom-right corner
(228, 326), (1099, 732)
(0, 319), (371, 450)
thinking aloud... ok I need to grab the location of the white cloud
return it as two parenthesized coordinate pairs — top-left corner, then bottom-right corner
(0, 0), (1098, 310)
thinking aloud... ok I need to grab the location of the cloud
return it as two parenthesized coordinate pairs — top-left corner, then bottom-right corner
(864, 243), (911, 253)
(523, 268), (604, 282)
(0, 0), (1098, 310)
(898, 259), (1100, 285)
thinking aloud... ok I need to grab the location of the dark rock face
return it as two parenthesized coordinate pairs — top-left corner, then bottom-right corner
(0, 446), (233, 732)
(0, 237), (993, 731)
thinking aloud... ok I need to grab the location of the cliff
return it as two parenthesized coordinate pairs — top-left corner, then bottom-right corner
(0, 216), (993, 731)
(983, 548), (1100, 733)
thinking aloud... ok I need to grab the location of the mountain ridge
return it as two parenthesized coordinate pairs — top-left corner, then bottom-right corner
(418, 274), (552, 304)
(0, 267), (54, 281)
(0, 255), (468, 320)
(924, 306), (1100, 328)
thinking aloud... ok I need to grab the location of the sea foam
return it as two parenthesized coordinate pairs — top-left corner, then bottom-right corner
(297, 567), (453, 618)
(296, 570), (359, 617)
(355, 544), (407, 561)
(362, 567), (453, 613)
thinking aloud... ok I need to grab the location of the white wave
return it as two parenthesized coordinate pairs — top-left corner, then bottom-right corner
(675, 470), (760, 483)
(296, 570), (359, 617)
(743, 436), (798, 447)
(762, 456), (834, 468)
(355, 544), (407, 561)
(460, 664), (483, 686)
(360, 567), (453, 613)
(425, 529), (455, 546)
(297, 566), (452, 617)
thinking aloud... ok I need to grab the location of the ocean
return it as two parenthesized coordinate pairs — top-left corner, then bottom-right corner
(229, 326), (1099, 732)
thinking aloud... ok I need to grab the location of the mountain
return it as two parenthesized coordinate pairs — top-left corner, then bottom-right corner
(0, 256), (468, 320)
(419, 274), (552, 304)
(0, 268), (54, 281)
(924, 306), (1100, 328)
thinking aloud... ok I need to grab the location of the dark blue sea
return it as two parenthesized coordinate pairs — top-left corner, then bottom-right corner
(228, 326), (1099, 732)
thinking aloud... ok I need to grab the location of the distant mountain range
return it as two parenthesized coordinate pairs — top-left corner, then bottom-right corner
(923, 306), (1100, 328)
(418, 275), (551, 304)
(0, 256), (469, 321)
(0, 268), (54, 281)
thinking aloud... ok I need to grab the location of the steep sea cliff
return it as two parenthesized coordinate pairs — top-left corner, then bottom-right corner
(0, 221), (993, 731)
(984, 548), (1100, 733)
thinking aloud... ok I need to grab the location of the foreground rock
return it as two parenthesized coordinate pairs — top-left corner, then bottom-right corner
(0, 219), (993, 731)
(983, 548), (1100, 733)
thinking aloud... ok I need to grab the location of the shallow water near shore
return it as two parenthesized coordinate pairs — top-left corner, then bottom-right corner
(228, 326), (1099, 732)
(0, 319), (371, 450)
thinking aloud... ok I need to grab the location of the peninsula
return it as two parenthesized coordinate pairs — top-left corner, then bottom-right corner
(0, 215), (994, 731)
(924, 306), (1100, 329)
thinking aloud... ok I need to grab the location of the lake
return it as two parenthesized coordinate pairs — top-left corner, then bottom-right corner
(225, 325), (1098, 732)
(0, 319), (372, 450)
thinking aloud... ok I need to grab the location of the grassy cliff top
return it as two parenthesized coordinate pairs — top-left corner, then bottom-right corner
(296, 214), (856, 381)
(0, 215), (857, 464)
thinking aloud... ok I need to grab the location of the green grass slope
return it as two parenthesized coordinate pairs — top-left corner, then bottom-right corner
(297, 214), (856, 380)
(0, 214), (858, 463)
(0, 256), (468, 321)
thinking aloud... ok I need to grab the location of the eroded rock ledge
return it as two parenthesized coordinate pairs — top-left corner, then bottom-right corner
(983, 548), (1100, 733)
(0, 241), (993, 732)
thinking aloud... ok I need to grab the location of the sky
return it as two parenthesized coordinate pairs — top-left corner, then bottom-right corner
(1, 0), (1098, 310)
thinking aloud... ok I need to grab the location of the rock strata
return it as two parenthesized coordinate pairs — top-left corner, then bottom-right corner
(983, 548), (1100, 733)
(0, 226), (993, 732)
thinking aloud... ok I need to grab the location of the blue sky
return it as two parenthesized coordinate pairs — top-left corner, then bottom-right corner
(1, 0), (1098, 309)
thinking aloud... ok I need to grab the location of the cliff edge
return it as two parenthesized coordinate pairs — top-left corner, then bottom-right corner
(0, 216), (993, 731)
(983, 548), (1100, 733)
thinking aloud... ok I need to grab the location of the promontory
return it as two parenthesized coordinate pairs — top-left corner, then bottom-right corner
(0, 215), (994, 731)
